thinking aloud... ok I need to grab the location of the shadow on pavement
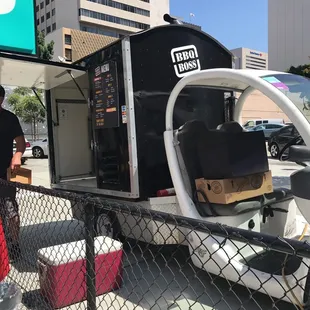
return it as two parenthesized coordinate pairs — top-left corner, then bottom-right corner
(14, 220), (85, 273)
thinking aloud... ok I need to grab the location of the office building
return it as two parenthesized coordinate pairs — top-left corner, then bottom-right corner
(268, 0), (310, 71)
(238, 91), (290, 124)
(231, 47), (268, 70)
(46, 27), (117, 62)
(36, 0), (169, 38)
(229, 48), (287, 122)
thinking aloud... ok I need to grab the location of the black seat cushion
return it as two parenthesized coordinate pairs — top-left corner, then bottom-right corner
(177, 120), (269, 189)
(196, 188), (293, 217)
(197, 127), (269, 180)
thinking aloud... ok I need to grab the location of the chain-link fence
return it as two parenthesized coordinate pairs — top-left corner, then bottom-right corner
(1, 179), (310, 310)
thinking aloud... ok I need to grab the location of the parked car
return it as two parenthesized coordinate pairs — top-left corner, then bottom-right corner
(268, 125), (303, 158)
(32, 138), (49, 158)
(243, 118), (284, 129)
(246, 123), (285, 139)
(13, 138), (32, 165)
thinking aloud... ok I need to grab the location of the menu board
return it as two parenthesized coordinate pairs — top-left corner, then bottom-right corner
(92, 60), (120, 129)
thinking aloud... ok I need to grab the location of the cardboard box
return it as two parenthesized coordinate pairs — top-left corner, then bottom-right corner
(195, 170), (273, 205)
(7, 167), (32, 185)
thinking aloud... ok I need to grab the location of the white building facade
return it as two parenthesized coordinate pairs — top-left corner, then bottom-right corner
(268, 0), (310, 71)
(36, 0), (170, 38)
(230, 47), (268, 70)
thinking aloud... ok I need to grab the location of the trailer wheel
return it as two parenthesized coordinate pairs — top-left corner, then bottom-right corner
(94, 210), (121, 240)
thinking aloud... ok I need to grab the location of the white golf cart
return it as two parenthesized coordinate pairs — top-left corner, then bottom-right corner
(163, 68), (310, 308)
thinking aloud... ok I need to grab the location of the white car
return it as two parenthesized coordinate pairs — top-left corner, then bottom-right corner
(32, 138), (49, 158)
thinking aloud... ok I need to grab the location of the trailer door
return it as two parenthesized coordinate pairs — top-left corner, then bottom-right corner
(56, 102), (92, 178)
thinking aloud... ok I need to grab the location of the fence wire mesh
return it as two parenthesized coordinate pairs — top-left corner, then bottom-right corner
(1, 179), (310, 310)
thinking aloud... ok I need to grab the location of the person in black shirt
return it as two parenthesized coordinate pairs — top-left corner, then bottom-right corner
(0, 85), (26, 261)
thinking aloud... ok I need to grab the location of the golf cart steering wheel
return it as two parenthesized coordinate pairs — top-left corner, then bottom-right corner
(278, 135), (304, 162)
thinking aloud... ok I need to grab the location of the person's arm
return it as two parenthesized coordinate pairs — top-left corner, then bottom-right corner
(11, 135), (26, 171)
(10, 115), (25, 172)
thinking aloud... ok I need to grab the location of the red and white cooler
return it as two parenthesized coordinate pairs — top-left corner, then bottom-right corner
(37, 236), (123, 309)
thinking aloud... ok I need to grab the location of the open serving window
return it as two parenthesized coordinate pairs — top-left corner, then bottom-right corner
(0, 52), (88, 187)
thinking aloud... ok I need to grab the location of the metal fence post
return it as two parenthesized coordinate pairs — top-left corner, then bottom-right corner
(85, 203), (96, 310)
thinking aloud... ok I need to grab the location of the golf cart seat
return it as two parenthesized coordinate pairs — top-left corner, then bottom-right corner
(175, 120), (293, 217)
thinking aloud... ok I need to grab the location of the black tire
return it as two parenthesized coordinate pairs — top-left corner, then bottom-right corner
(21, 158), (26, 165)
(269, 143), (279, 158)
(32, 146), (44, 158)
(94, 209), (122, 240)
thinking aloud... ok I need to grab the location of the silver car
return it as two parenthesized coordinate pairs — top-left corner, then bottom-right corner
(247, 123), (285, 139)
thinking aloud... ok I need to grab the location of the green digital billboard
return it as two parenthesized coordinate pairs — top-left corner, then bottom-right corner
(0, 0), (37, 56)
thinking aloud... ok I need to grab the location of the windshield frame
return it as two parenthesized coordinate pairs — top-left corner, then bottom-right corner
(166, 69), (310, 147)
(261, 73), (310, 124)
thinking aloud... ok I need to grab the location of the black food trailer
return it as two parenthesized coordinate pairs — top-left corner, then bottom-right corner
(0, 15), (235, 243)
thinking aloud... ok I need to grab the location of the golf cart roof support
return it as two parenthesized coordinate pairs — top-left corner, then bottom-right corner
(31, 87), (45, 110)
(233, 86), (255, 124)
(66, 69), (88, 102)
(165, 69), (306, 133)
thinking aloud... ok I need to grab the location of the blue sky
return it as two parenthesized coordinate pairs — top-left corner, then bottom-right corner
(170, 0), (268, 53)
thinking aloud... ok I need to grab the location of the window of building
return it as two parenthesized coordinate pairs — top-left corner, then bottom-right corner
(47, 26), (51, 34)
(65, 49), (72, 61)
(64, 34), (72, 45)
(45, 0), (50, 5)
(37, 19), (40, 25)
(52, 8), (55, 16)
(41, 16), (44, 23)
(36, 5), (39, 12)
(40, 2), (44, 9)
(52, 23), (56, 30)
(80, 25), (120, 38)
(46, 12), (50, 19)
(79, 9), (150, 30)
(86, 0), (150, 17)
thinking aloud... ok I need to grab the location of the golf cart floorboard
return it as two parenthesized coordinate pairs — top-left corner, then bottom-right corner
(246, 250), (302, 275)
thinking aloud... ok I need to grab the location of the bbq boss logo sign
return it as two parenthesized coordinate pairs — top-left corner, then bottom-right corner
(0, 0), (37, 56)
(170, 45), (201, 78)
